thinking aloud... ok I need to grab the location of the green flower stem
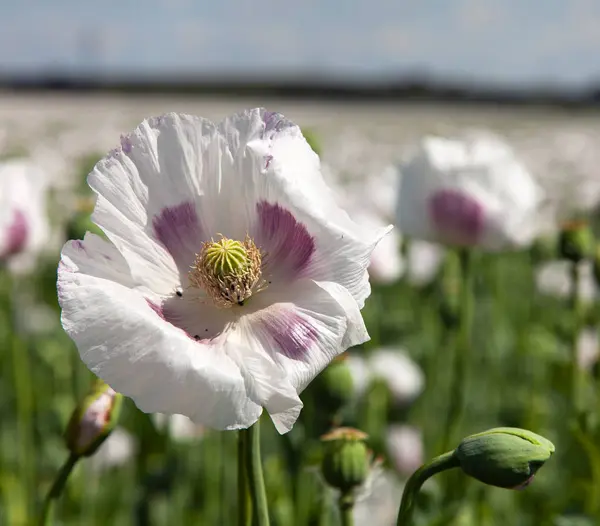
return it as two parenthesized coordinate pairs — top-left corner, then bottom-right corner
(2, 271), (35, 521)
(38, 454), (79, 526)
(569, 261), (583, 414)
(441, 249), (474, 452)
(241, 420), (270, 526)
(396, 451), (460, 526)
(238, 430), (251, 526)
(338, 493), (354, 526)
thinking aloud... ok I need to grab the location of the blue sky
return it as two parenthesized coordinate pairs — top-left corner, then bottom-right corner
(1, 0), (599, 87)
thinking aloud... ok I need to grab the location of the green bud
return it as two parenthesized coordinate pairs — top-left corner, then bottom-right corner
(321, 427), (370, 493)
(559, 221), (594, 263)
(65, 379), (123, 457)
(454, 427), (555, 489)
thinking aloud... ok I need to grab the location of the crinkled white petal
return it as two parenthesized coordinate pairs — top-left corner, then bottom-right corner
(216, 109), (391, 307)
(88, 110), (388, 308)
(58, 236), (263, 431)
(229, 278), (369, 433)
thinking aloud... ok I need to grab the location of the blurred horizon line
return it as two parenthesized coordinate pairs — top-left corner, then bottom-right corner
(2, 71), (600, 108)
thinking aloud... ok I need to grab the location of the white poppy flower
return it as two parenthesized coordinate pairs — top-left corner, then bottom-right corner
(534, 260), (597, 303)
(347, 208), (404, 285)
(58, 109), (390, 434)
(397, 134), (543, 251)
(0, 159), (50, 273)
(406, 240), (445, 286)
(153, 413), (205, 442)
(90, 427), (137, 472)
(385, 424), (424, 476)
(369, 348), (424, 405)
(577, 328), (599, 370)
(345, 348), (424, 405)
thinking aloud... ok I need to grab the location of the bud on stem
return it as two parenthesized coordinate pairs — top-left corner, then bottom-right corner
(396, 427), (555, 526)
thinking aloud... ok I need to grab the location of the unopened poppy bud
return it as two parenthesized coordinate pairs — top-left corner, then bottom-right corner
(454, 427), (554, 489)
(65, 379), (123, 457)
(321, 427), (370, 493)
(559, 221), (594, 263)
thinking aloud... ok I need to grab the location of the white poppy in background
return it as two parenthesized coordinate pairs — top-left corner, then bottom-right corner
(0, 159), (50, 273)
(58, 109), (390, 434)
(90, 427), (137, 472)
(348, 208), (404, 285)
(385, 424), (424, 477)
(534, 260), (597, 303)
(577, 328), (599, 370)
(369, 348), (424, 405)
(345, 348), (424, 405)
(406, 240), (445, 287)
(153, 413), (205, 442)
(397, 134), (543, 251)
(353, 469), (402, 526)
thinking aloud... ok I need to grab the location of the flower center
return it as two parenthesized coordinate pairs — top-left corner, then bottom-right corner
(189, 235), (263, 308)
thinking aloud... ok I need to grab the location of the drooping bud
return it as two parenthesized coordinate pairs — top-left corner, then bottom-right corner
(65, 379), (123, 458)
(559, 221), (594, 263)
(454, 427), (555, 489)
(321, 427), (370, 494)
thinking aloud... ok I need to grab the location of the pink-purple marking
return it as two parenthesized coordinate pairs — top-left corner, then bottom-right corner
(428, 189), (485, 246)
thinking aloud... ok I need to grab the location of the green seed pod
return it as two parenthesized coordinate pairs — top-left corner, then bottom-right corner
(65, 379), (123, 458)
(559, 221), (594, 263)
(454, 427), (555, 489)
(321, 428), (370, 493)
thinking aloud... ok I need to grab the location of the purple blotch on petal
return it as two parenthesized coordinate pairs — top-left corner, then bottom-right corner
(120, 134), (133, 154)
(153, 201), (204, 269)
(4, 209), (28, 256)
(72, 239), (84, 250)
(148, 297), (213, 343)
(255, 201), (315, 278)
(264, 155), (273, 170)
(428, 189), (485, 246)
(259, 309), (319, 360)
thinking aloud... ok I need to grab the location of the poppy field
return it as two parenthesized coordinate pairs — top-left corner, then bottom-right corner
(1, 94), (600, 526)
